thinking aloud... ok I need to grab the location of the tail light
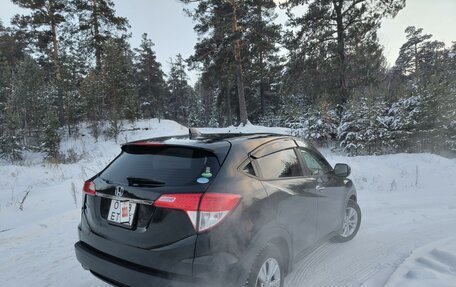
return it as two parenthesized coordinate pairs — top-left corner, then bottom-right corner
(83, 181), (96, 196)
(198, 194), (241, 232)
(154, 193), (201, 230)
(154, 193), (241, 233)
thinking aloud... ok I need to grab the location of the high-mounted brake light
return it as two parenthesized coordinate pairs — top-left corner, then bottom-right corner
(131, 141), (165, 146)
(154, 193), (241, 233)
(83, 181), (96, 196)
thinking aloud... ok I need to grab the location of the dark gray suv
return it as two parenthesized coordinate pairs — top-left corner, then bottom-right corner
(75, 133), (361, 287)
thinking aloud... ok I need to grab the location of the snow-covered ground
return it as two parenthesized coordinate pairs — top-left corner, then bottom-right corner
(1, 119), (456, 286)
(386, 237), (456, 287)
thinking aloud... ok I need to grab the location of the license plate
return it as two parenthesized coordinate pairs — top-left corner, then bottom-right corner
(108, 200), (137, 226)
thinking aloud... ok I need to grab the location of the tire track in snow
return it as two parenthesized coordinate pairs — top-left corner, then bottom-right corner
(285, 216), (456, 287)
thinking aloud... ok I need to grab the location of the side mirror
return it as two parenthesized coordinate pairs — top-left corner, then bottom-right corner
(334, 163), (351, 177)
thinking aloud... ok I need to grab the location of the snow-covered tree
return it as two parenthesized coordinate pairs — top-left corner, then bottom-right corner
(289, 103), (339, 147)
(337, 93), (391, 156)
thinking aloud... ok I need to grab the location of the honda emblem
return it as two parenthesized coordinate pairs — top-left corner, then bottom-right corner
(115, 186), (124, 197)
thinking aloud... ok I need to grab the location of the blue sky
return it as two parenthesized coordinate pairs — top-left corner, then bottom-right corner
(1, 0), (455, 84)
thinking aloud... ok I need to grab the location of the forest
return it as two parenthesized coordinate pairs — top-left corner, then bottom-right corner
(0, 0), (455, 162)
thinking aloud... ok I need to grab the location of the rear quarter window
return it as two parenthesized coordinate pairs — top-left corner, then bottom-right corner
(100, 146), (220, 186)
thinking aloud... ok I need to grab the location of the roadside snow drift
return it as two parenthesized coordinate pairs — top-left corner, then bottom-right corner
(1, 119), (456, 287)
(386, 237), (456, 287)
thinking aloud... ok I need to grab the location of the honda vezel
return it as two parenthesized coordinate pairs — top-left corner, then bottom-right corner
(74, 132), (361, 287)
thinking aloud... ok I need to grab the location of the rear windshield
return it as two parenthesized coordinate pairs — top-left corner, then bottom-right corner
(99, 146), (220, 186)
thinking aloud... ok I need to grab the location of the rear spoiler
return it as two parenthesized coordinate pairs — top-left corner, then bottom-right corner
(121, 140), (231, 166)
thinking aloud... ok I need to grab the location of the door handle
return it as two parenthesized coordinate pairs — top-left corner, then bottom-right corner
(316, 185), (326, 192)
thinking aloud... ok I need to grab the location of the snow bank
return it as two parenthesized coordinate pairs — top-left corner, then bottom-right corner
(0, 119), (188, 230)
(386, 237), (456, 287)
(323, 152), (456, 194)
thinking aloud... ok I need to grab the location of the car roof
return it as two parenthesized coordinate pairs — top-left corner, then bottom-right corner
(123, 132), (288, 154)
(124, 132), (289, 146)
(122, 132), (316, 165)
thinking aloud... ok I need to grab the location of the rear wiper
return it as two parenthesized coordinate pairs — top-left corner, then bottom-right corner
(99, 176), (112, 184)
(126, 177), (165, 187)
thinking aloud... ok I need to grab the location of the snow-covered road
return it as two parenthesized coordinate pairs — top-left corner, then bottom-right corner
(1, 186), (455, 287)
(1, 120), (456, 286)
(285, 191), (456, 286)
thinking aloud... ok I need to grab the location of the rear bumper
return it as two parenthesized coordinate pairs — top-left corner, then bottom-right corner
(75, 213), (246, 287)
(75, 241), (198, 287)
(75, 240), (245, 287)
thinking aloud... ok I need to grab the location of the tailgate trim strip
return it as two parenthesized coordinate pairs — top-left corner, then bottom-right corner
(96, 192), (154, 206)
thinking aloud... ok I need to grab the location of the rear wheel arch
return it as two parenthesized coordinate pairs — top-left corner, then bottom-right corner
(245, 242), (286, 287)
(270, 237), (291, 275)
(246, 225), (293, 274)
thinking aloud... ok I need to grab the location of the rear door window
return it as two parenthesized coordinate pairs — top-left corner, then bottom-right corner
(256, 149), (303, 179)
(100, 146), (220, 186)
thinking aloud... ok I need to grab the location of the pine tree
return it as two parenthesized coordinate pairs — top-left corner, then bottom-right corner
(394, 27), (448, 153)
(0, 20), (11, 114)
(0, 19), (24, 70)
(167, 54), (196, 125)
(100, 38), (137, 141)
(337, 92), (391, 156)
(59, 48), (87, 135)
(395, 26), (433, 83)
(337, 97), (369, 156)
(41, 108), (61, 161)
(11, 0), (69, 80)
(74, 0), (129, 70)
(436, 44), (456, 154)
(183, 0), (254, 125)
(11, 57), (49, 147)
(385, 94), (421, 152)
(303, 103), (339, 147)
(193, 77), (213, 126)
(79, 70), (104, 140)
(11, 0), (72, 125)
(134, 34), (168, 119)
(1, 23), (28, 161)
(283, 0), (405, 104)
(242, 0), (283, 120)
(0, 97), (23, 162)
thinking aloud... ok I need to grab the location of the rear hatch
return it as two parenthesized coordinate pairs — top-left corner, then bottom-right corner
(82, 142), (229, 250)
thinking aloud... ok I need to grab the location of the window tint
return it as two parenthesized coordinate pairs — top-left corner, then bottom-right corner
(257, 149), (303, 179)
(300, 149), (331, 176)
(100, 146), (219, 186)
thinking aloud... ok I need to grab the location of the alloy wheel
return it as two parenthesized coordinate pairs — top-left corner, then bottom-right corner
(341, 206), (358, 237)
(255, 257), (281, 287)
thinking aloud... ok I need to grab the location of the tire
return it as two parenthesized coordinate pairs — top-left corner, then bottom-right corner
(332, 199), (361, 243)
(245, 244), (285, 287)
